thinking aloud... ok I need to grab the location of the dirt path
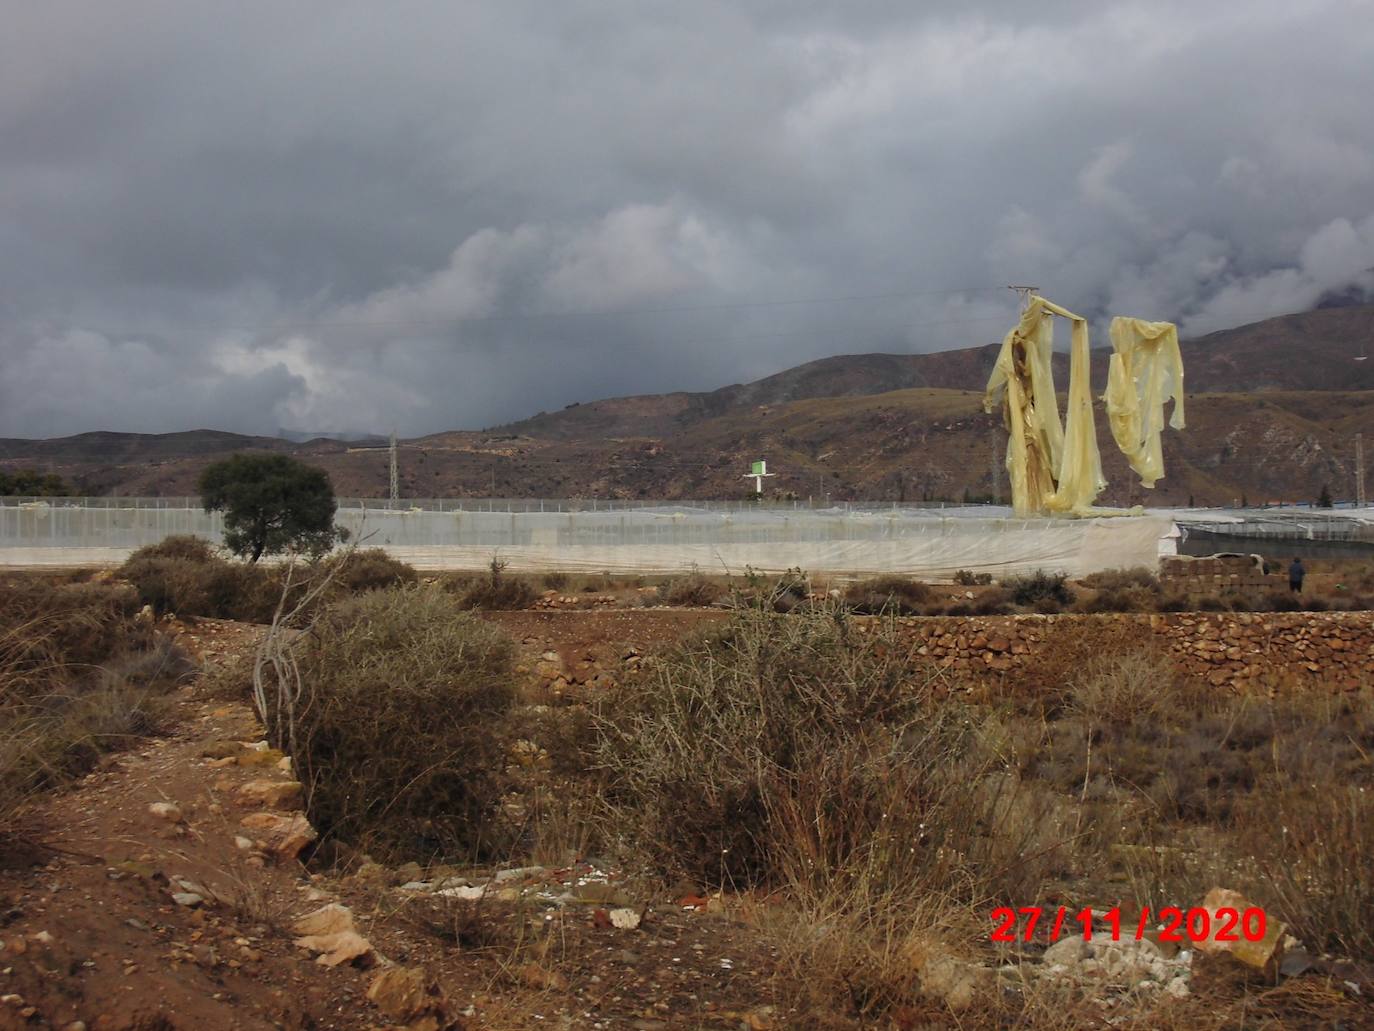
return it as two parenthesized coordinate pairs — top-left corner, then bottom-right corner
(0, 614), (805, 1031)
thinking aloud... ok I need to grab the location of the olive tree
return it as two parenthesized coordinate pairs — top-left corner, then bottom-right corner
(198, 453), (344, 562)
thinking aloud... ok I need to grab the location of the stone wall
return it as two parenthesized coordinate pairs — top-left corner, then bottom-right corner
(1159, 554), (1278, 596)
(883, 610), (1374, 690)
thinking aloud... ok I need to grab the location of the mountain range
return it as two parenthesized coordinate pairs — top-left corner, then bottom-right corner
(4, 303), (1373, 507)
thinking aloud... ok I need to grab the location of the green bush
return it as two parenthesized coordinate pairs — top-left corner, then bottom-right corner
(290, 587), (516, 861)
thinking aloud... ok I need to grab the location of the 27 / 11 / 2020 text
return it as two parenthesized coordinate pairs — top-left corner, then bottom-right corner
(990, 906), (1267, 944)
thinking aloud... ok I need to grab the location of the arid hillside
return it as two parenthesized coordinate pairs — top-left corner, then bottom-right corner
(3, 304), (1373, 506)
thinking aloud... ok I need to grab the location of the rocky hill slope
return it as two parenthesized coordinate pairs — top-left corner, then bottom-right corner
(3, 305), (1373, 506)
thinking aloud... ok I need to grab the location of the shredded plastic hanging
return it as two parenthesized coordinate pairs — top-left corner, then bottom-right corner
(1103, 317), (1186, 489)
(984, 296), (1107, 517)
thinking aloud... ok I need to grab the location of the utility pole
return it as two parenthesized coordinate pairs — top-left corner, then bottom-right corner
(1358, 432), (1366, 508)
(389, 431), (399, 506)
(1008, 284), (1039, 313)
(989, 423), (1002, 504)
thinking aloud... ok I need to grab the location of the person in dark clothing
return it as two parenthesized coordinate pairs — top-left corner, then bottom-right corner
(1288, 557), (1306, 593)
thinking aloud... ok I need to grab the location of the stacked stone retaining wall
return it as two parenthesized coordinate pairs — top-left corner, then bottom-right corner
(881, 611), (1374, 690)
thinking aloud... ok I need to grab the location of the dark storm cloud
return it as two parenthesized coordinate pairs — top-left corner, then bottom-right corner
(3, 0), (1373, 436)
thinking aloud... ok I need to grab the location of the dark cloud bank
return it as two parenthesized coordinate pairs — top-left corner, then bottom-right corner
(3, 1), (1373, 437)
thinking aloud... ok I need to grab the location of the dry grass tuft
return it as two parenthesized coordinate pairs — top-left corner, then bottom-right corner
(0, 577), (195, 841)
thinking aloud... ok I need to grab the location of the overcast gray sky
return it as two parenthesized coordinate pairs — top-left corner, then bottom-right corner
(3, 0), (1373, 438)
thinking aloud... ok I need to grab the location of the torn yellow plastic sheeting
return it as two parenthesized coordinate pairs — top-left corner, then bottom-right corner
(1103, 317), (1186, 489)
(983, 296), (1106, 517)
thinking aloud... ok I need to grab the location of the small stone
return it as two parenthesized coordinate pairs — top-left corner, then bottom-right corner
(239, 811), (316, 861)
(148, 802), (182, 822)
(609, 908), (641, 930)
(236, 780), (303, 809)
(171, 892), (204, 908)
(1194, 887), (1286, 976)
(367, 966), (430, 1021)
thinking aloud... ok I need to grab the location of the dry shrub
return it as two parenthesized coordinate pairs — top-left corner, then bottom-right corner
(842, 576), (931, 615)
(0, 579), (193, 830)
(594, 608), (1072, 905)
(1234, 781), (1374, 958)
(541, 571), (570, 591)
(1065, 647), (1200, 726)
(654, 571), (725, 607)
(290, 586), (516, 862)
(458, 557), (536, 610)
(953, 569), (993, 586)
(981, 616), (1155, 708)
(1000, 569), (1074, 608)
(129, 534), (220, 562)
(121, 538), (418, 622)
(316, 548), (417, 593)
(1079, 567), (1159, 592)
(1074, 585), (1161, 613)
(0, 578), (151, 674)
(595, 609), (1090, 1025)
(1258, 590), (1303, 612)
(119, 542), (281, 622)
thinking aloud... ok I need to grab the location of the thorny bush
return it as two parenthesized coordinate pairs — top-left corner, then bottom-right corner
(593, 607), (1073, 906)
(289, 585), (516, 862)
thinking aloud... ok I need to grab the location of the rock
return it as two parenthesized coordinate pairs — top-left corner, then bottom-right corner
(609, 908), (641, 930)
(240, 811), (317, 861)
(236, 779), (303, 809)
(233, 835), (255, 851)
(1042, 937), (1092, 970)
(367, 966), (430, 1021)
(171, 892), (204, 908)
(1280, 948), (1315, 977)
(236, 748), (286, 768)
(148, 802), (182, 822)
(1194, 887), (1286, 977)
(293, 903), (355, 937)
(492, 865), (546, 883)
(918, 951), (992, 1010)
(293, 904), (375, 967)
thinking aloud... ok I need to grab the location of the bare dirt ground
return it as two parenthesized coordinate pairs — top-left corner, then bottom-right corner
(0, 614), (803, 1031)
